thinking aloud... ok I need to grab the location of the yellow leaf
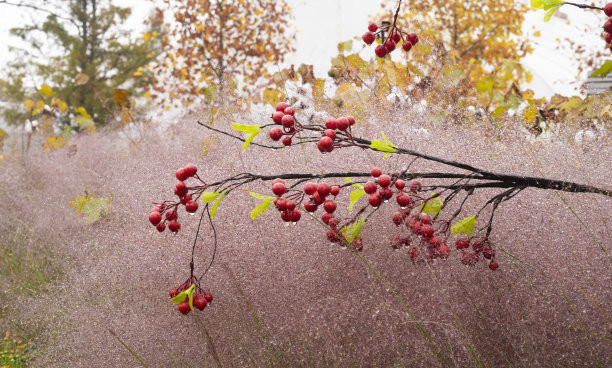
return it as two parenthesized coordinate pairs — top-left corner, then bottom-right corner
(38, 85), (54, 96)
(24, 99), (34, 112)
(120, 107), (133, 125)
(76, 107), (92, 120)
(74, 72), (89, 86)
(143, 33), (152, 41)
(523, 106), (537, 123)
(144, 91), (151, 98)
(262, 88), (284, 107)
(58, 100), (68, 112)
(113, 89), (131, 108)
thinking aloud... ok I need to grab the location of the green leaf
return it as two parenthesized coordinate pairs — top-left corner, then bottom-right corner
(543, 5), (561, 22)
(75, 115), (95, 130)
(370, 131), (398, 154)
(531, 0), (563, 10)
(450, 215), (477, 236)
(69, 193), (112, 224)
(210, 192), (227, 219)
(419, 194), (443, 215)
(344, 177), (363, 189)
(339, 217), (367, 242)
(349, 189), (366, 212)
(170, 284), (195, 311)
(590, 60), (612, 78)
(249, 191), (276, 220)
(243, 128), (262, 152)
(232, 122), (261, 134)
(201, 191), (223, 203)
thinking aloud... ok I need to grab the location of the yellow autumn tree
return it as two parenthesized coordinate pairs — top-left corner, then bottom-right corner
(149, 0), (295, 108)
(378, 0), (532, 105)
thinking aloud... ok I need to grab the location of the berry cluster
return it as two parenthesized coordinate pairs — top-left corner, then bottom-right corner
(362, 22), (419, 58)
(169, 276), (213, 315)
(271, 179), (303, 223)
(148, 164), (201, 233)
(269, 102), (299, 147)
(603, 3), (612, 50)
(455, 238), (498, 270)
(317, 116), (355, 153)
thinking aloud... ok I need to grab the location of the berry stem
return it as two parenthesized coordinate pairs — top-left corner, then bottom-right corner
(563, 2), (603, 11)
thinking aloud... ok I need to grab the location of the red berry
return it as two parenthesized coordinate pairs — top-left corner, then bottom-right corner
(180, 194), (192, 205)
(328, 217), (339, 228)
(375, 44), (387, 57)
(455, 238), (470, 250)
(185, 201), (198, 213)
(288, 209), (301, 222)
(327, 229), (341, 242)
(336, 117), (349, 131)
(317, 136), (334, 153)
(371, 167), (382, 177)
(323, 200), (337, 213)
(409, 246), (421, 260)
(166, 209), (177, 221)
(428, 236), (442, 247)
(483, 247), (495, 259)
(396, 192), (412, 207)
(324, 129), (336, 141)
(606, 32), (612, 44)
(184, 164), (197, 177)
(272, 182), (286, 196)
(178, 301), (191, 314)
(379, 188), (393, 200)
(281, 114), (294, 128)
(402, 41), (412, 52)
(283, 107), (294, 116)
(194, 296), (207, 310)
(377, 174), (391, 187)
(280, 210), (290, 222)
(394, 179), (405, 190)
(420, 214), (432, 224)
(285, 200), (296, 211)
(317, 182), (331, 197)
(347, 116), (355, 126)
(275, 102), (289, 112)
(439, 245), (450, 259)
(275, 198), (287, 211)
(176, 168), (188, 181)
(156, 222), (166, 232)
(368, 22), (378, 32)
(605, 19), (612, 33)
(272, 111), (284, 124)
(269, 127), (283, 141)
(489, 261), (499, 271)
(330, 185), (340, 196)
(362, 31), (375, 45)
(169, 288), (179, 298)
(175, 186), (188, 198)
(473, 240), (485, 252)
(390, 236), (403, 249)
(282, 136), (292, 146)
(364, 181), (378, 194)
(392, 211), (404, 226)
(321, 212), (332, 224)
(149, 211), (162, 225)
(303, 182), (317, 195)
(325, 118), (337, 130)
(606, 3), (612, 17)
(408, 180), (422, 193)
(421, 224), (434, 238)
(272, 178), (285, 185)
(368, 193), (382, 207)
(407, 33), (419, 45)
(304, 200), (318, 212)
(176, 180), (187, 192)
(391, 31), (400, 43)
(168, 220), (181, 232)
(312, 191), (325, 205)
(204, 293), (213, 303)
(384, 39), (396, 52)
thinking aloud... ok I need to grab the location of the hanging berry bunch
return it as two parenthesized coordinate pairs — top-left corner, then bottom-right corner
(168, 275), (213, 315)
(603, 3), (612, 50)
(361, 0), (419, 58)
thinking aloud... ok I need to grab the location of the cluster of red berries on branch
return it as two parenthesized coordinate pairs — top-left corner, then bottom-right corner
(169, 276), (213, 315)
(269, 102), (300, 146)
(603, 3), (612, 50)
(362, 21), (419, 58)
(455, 237), (499, 270)
(317, 116), (356, 153)
(148, 164), (205, 233)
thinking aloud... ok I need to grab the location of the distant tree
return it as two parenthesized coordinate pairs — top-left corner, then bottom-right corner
(149, 0), (295, 108)
(0, 0), (158, 127)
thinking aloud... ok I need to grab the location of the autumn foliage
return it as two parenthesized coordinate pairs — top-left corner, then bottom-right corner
(149, 0), (295, 108)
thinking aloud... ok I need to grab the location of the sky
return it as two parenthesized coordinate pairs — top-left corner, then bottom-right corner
(0, 0), (607, 99)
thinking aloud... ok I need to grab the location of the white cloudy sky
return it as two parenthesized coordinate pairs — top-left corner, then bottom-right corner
(0, 0), (606, 98)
